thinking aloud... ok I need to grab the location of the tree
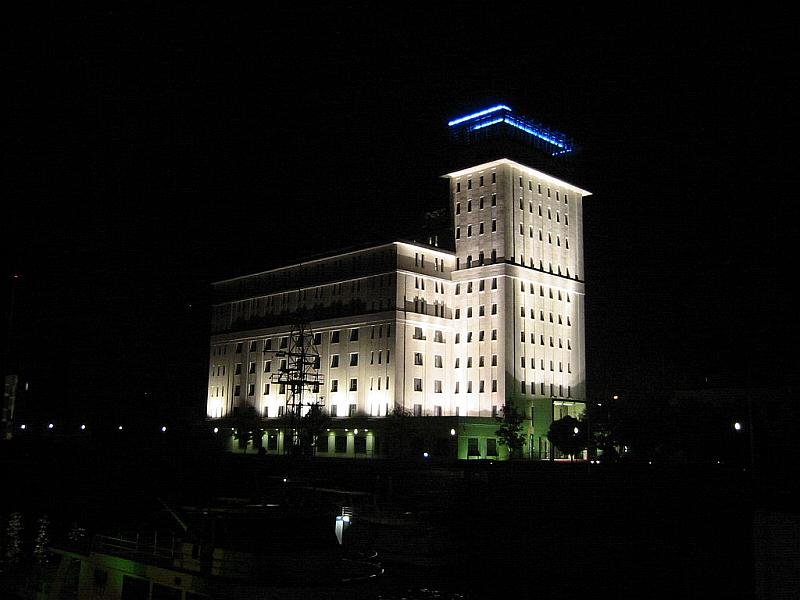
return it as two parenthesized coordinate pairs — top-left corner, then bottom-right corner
(299, 402), (331, 456)
(547, 415), (586, 460)
(495, 403), (526, 459)
(231, 404), (263, 454)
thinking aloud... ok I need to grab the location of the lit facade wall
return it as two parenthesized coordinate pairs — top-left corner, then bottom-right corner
(206, 159), (590, 458)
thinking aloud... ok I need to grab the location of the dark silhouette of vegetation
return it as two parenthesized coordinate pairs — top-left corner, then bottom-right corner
(547, 415), (586, 460)
(495, 403), (526, 459)
(300, 402), (331, 456)
(229, 404), (263, 454)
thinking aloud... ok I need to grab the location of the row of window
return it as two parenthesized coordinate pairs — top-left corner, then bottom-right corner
(330, 350), (391, 367)
(411, 327), (445, 342)
(216, 325), (395, 357)
(456, 220), (496, 238)
(455, 172), (497, 192)
(454, 304), (572, 325)
(455, 174), (570, 205)
(413, 277), (447, 293)
(455, 194), (497, 214)
(456, 280), (571, 303)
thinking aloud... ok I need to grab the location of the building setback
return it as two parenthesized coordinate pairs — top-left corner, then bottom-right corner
(207, 142), (590, 460)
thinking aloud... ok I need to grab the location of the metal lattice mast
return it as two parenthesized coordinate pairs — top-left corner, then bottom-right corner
(270, 320), (324, 453)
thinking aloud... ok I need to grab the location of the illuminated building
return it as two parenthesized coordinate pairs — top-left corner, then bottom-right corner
(207, 106), (590, 459)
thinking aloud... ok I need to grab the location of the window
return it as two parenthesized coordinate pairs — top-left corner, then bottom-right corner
(467, 225), (472, 237)
(249, 341), (258, 352)
(479, 305), (485, 316)
(354, 435), (366, 453)
(455, 333), (460, 343)
(414, 378), (423, 392)
(330, 355), (339, 368)
(330, 379), (338, 392)
(349, 328), (358, 341)
(456, 202), (461, 215)
(479, 196), (484, 209)
(492, 354), (497, 366)
(491, 304), (497, 315)
(435, 355), (443, 368)
(414, 352), (423, 366)
(335, 435), (347, 452)
(456, 182), (461, 193)
(479, 330), (485, 341)
(491, 329), (497, 340)
(262, 361), (271, 373)
(234, 385), (241, 397)
(331, 330), (340, 343)
(413, 326), (425, 340)
(349, 378), (358, 391)
(249, 362), (256, 374)
(491, 193), (497, 206)
(349, 353), (358, 366)
(456, 227), (460, 239)
(467, 307), (473, 318)
(467, 200), (472, 212)
(467, 332), (473, 343)
(413, 403), (423, 416)
(468, 179), (472, 190)
(264, 383), (270, 395)
(247, 384), (255, 397)
(455, 358), (460, 368)
(479, 175), (484, 187)
(280, 336), (288, 349)
(235, 342), (243, 354)
(235, 363), (242, 375)
(434, 330), (444, 343)
(264, 338), (272, 351)
(434, 405), (443, 415)
(479, 222), (484, 234)
(349, 403), (357, 416)
(492, 172), (496, 184)
(487, 438), (498, 456)
(434, 380), (442, 393)
(468, 437), (479, 456)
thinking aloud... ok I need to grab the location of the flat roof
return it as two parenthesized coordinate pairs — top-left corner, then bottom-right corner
(444, 158), (592, 197)
(213, 239), (455, 286)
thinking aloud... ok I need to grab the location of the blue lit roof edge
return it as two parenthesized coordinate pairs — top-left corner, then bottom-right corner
(468, 116), (574, 155)
(448, 104), (512, 127)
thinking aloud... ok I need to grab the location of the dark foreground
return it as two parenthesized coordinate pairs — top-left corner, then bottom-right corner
(0, 435), (795, 599)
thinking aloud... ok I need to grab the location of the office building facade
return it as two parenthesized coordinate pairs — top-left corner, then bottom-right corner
(207, 109), (590, 459)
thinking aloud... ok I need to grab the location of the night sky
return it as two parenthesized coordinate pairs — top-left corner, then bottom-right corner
(5, 6), (796, 425)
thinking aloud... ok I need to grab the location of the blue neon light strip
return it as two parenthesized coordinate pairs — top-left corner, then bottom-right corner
(502, 116), (567, 149)
(469, 116), (573, 154)
(470, 117), (503, 130)
(448, 104), (511, 127)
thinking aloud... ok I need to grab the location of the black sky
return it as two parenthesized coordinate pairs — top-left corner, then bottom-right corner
(4, 6), (796, 423)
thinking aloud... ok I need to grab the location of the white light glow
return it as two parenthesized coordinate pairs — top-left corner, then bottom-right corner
(450, 428), (456, 436)
(20, 424), (26, 430)
(573, 426), (579, 434)
(213, 427), (219, 433)
(80, 424), (86, 430)
(354, 428), (359, 435)
(734, 422), (742, 431)
(161, 426), (167, 432)
(48, 423), (54, 429)
(423, 452), (429, 458)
